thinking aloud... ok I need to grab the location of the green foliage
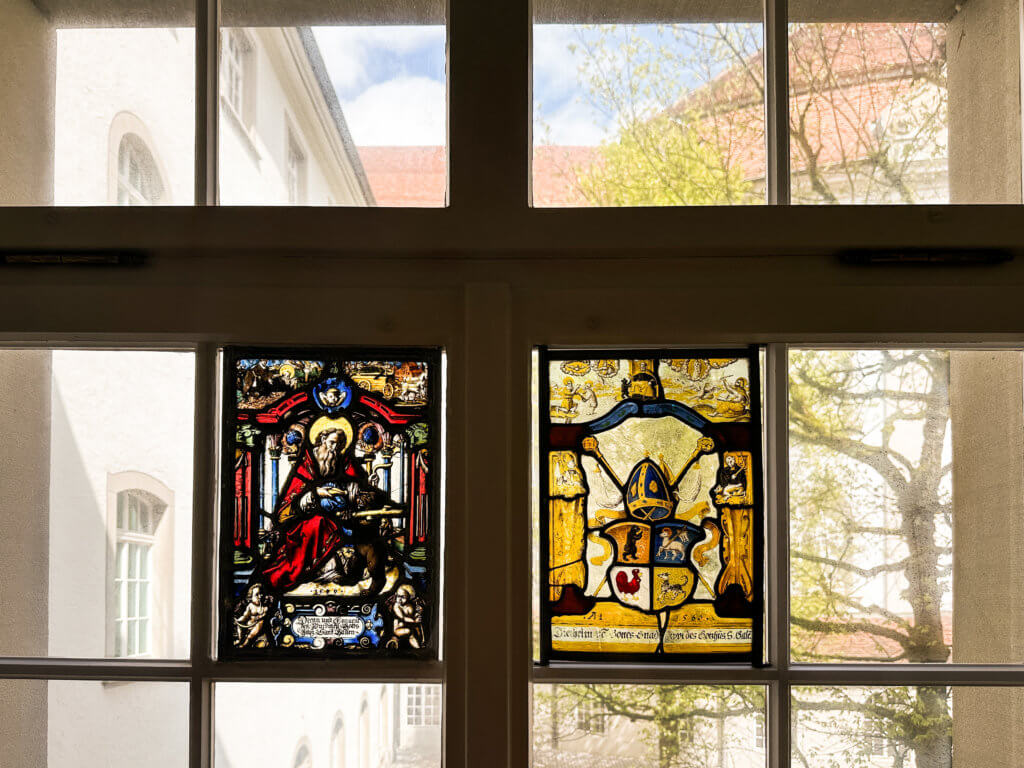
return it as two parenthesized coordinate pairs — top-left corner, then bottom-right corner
(575, 112), (753, 206)
(540, 24), (763, 207)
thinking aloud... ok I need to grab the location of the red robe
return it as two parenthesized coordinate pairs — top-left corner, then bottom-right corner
(261, 447), (361, 591)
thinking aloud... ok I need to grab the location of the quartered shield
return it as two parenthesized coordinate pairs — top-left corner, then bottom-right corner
(603, 519), (701, 613)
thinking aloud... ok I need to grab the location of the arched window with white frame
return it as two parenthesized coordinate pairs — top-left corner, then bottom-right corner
(107, 470), (175, 659)
(116, 133), (166, 205)
(113, 488), (164, 656)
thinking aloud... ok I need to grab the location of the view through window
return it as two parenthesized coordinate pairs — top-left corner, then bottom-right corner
(530, 0), (1023, 205)
(1, 0), (1021, 205)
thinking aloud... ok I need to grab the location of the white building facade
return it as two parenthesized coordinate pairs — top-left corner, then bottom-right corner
(52, 25), (373, 206)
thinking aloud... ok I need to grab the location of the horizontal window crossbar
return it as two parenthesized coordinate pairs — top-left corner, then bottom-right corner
(534, 663), (1024, 686)
(0, 657), (446, 683)
(2, 207), (1021, 257)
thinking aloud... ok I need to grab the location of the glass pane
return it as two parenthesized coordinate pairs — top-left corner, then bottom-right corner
(787, 23), (948, 204)
(127, 543), (139, 578)
(533, 1), (765, 207)
(220, 349), (442, 659)
(218, 2), (446, 206)
(116, 541), (127, 579)
(215, 683), (442, 767)
(787, 0), (1023, 204)
(0, 679), (188, 767)
(0, 0), (195, 205)
(127, 618), (138, 655)
(0, 349), (194, 657)
(793, 686), (1024, 767)
(127, 582), (138, 620)
(538, 349), (764, 661)
(533, 684), (766, 767)
(790, 348), (1024, 663)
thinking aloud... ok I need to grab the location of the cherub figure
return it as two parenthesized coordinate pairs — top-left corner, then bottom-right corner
(234, 584), (272, 648)
(384, 584), (425, 650)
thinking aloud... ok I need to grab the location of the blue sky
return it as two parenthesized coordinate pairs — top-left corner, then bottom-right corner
(312, 24), (613, 147)
(311, 24), (754, 147)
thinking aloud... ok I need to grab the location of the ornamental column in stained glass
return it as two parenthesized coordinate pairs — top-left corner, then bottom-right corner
(233, 449), (252, 552)
(394, 435), (407, 506)
(267, 433), (282, 522)
(379, 445), (393, 497)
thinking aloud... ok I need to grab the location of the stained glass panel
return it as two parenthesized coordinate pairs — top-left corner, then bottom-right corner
(539, 348), (763, 662)
(219, 348), (441, 659)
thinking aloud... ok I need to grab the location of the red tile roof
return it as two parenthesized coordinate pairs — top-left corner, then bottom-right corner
(358, 145), (597, 208)
(357, 146), (446, 207)
(794, 612), (954, 663)
(683, 23), (946, 181)
(531, 146), (600, 207)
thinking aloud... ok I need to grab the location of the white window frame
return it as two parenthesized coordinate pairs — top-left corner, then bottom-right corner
(106, 471), (174, 659)
(114, 515), (154, 658)
(0, 0), (1023, 765)
(0, 321), (1022, 768)
(404, 683), (442, 727)
(573, 698), (606, 734)
(285, 126), (306, 204)
(222, 29), (250, 121)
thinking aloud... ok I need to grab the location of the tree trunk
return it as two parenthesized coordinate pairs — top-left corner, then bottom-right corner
(657, 720), (678, 768)
(656, 687), (679, 768)
(716, 691), (726, 768)
(912, 686), (952, 768)
(901, 354), (951, 768)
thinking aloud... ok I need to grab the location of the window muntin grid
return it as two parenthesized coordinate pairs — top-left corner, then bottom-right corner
(223, 31), (248, 120)
(405, 684), (441, 727)
(114, 491), (161, 658)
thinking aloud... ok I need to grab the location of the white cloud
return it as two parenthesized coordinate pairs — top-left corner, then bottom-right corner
(533, 25), (586, 101)
(537, 96), (611, 146)
(342, 76), (446, 146)
(313, 28), (371, 93)
(313, 25), (445, 96)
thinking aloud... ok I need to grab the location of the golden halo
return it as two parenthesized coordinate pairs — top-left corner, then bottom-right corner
(308, 416), (354, 452)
